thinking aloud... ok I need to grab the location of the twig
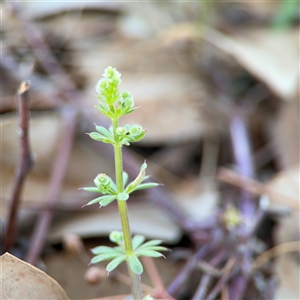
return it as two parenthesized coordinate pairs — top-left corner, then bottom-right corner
(228, 272), (248, 300)
(167, 244), (211, 296)
(217, 167), (299, 211)
(193, 249), (225, 299)
(221, 284), (229, 300)
(4, 81), (34, 252)
(204, 256), (236, 300)
(25, 108), (77, 264)
(251, 241), (300, 272)
(142, 257), (175, 300)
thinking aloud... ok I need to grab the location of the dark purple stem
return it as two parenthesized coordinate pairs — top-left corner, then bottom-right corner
(167, 244), (211, 296)
(228, 273), (248, 300)
(229, 110), (255, 223)
(4, 81), (34, 252)
(193, 249), (225, 299)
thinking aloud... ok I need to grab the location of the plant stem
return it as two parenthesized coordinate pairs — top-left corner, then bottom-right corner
(112, 118), (142, 300)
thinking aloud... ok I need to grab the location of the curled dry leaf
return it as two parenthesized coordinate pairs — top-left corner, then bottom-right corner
(160, 23), (299, 101)
(1, 252), (70, 299)
(203, 27), (299, 101)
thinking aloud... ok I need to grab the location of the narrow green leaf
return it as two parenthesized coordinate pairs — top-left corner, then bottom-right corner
(99, 195), (117, 206)
(103, 138), (114, 144)
(142, 175), (150, 181)
(139, 246), (168, 252)
(132, 235), (146, 251)
(91, 246), (116, 255)
(96, 103), (114, 118)
(118, 192), (129, 201)
(128, 255), (143, 275)
(123, 172), (129, 186)
(95, 124), (113, 139)
(106, 255), (126, 273)
(124, 107), (136, 115)
(107, 177), (117, 192)
(125, 162), (147, 194)
(131, 182), (159, 192)
(88, 132), (106, 142)
(136, 239), (163, 250)
(135, 250), (165, 258)
(85, 195), (112, 206)
(90, 252), (121, 264)
(82, 187), (100, 193)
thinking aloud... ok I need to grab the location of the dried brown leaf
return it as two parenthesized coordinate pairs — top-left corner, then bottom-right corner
(1, 252), (70, 299)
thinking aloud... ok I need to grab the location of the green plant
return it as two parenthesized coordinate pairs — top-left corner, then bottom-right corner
(82, 67), (167, 300)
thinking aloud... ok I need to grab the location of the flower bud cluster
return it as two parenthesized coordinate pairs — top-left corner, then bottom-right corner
(95, 67), (121, 104)
(95, 67), (136, 118)
(109, 231), (124, 246)
(116, 124), (146, 145)
(94, 173), (114, 194)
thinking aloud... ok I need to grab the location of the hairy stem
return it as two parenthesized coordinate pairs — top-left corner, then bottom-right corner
(112, 118), (142, 300)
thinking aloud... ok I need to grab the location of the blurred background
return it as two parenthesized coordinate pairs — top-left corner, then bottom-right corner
(1, 1), (299, 299)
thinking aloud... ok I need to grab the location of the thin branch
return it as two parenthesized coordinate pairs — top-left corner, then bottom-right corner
(4, 81), (34, 252)
(193, 249), (225, 299)
(217, 167), (299, 211)
(251, 241), (300, 272)
(204, 256), (236, 300)
(142, 257), (175, 300)
(167, 244), (211, 296)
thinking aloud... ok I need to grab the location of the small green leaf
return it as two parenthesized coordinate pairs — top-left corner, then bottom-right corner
(125, 162), (147, 194)
(132, 235), (146, 251)
(106, 255), (126, 273)
(82, 187), (100, 193)
(88, 132), (106, 142)
(124, 107), (137, 115)
(136, 239), (163, 250)
(96, 102), (115, 118)
(123, 172), (129, 186)
(99, 195), (117, 207)
(131, 182), (159, 192)
(103, 138), (114, 144)
(85, 195), (115, 206)
(90, 252), (121, 264)
(128, 255), (143, 275)
(138, 246), (168, 252)
(135, 249), (165, 258)
(108, 177), (117, 193)
(95, 124), (113, 139)
(140, 162), (147, 170)
(91, 246), (117, 255)
(118, 192), (129, 201)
